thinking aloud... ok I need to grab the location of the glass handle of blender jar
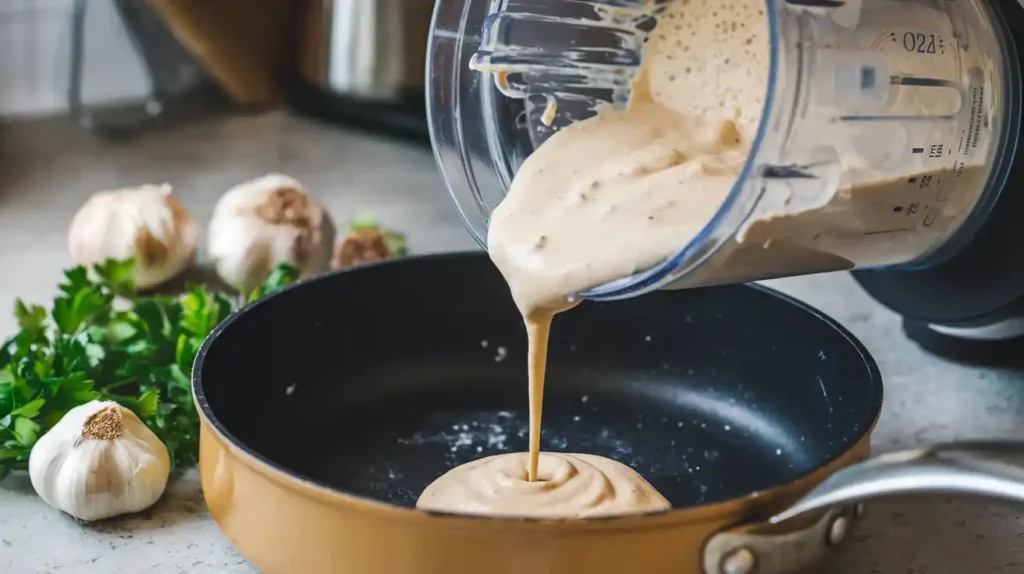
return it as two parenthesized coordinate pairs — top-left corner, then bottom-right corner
(814, 50), (963, 123)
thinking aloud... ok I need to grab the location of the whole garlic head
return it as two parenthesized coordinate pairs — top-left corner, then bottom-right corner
(68, 184), (197, 290)
(208, 174), (336, 291)
(28, 400), (171, 522)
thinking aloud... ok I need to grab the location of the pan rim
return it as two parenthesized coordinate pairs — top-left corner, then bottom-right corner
(192, 251), (884, 526)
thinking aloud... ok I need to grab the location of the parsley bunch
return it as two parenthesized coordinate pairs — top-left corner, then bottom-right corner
(0, 259), (298, 479)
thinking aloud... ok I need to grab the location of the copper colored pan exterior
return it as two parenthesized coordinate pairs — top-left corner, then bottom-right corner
(198, 412), (875, 574)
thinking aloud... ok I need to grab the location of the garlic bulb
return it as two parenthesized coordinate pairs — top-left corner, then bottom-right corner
(28, 400), (171, 522)
(68, 184), (197, 290)
(208, 173), (336, 291)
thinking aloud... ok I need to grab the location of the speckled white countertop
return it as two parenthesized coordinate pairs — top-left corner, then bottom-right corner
(2, 112), (1024, 574)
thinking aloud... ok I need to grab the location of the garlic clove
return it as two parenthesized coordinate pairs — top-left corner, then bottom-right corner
(332, 228), (394, 270)
(28, 400), (171, 522)
(208, 173), (336, 292)
(67, 184), (197, 290)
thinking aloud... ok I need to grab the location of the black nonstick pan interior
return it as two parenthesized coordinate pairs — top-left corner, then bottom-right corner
(194, 253), (882, 511)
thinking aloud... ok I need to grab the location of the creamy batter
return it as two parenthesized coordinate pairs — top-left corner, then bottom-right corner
(417, 452), (670, 518)
(486, 0), (770, 314)
(418, 0), (989, 517)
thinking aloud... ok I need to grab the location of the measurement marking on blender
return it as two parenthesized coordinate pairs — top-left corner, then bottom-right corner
(894, 31), (945, 55)
(912, 147), (924, 154)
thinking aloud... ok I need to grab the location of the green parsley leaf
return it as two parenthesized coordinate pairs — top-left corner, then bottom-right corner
(92, 258), (136, 296)
(12, 417), (40, 446)
(245, 263), (301, 304)
(14, 301), (47, 332)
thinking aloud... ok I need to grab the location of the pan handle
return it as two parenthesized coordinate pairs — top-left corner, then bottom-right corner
(703, 440), (1024, 574)
(770, 439), (1024, 524)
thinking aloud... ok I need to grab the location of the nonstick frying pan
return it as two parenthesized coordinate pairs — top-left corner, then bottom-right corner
(192, 252), (1024, 574)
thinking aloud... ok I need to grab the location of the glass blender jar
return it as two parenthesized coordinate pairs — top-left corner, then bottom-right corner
(427, 0), (1021, 302)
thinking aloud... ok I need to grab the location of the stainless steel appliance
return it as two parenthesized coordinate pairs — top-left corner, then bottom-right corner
(292, 0), (434, 142)
(68, 0), (224, 139)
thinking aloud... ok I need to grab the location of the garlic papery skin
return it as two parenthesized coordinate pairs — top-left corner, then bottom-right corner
(68, 184), (197, 290)
(28, 400), (171, 522)
(208, 173), (336, 291)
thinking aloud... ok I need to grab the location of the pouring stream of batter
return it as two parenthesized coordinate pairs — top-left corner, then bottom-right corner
(525, 311), (554, 482)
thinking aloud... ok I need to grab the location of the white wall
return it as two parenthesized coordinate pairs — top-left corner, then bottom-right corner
(0, 0), (149, 117)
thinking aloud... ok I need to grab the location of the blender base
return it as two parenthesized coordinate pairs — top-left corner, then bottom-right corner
(902, 315), (1024, 367)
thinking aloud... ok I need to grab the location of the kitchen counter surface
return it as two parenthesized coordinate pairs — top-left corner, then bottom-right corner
(1, 112), (1023, 573)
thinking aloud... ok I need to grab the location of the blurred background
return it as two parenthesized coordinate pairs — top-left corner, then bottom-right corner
(0, 0), (476, 334)
(5, 7), (1024, 574)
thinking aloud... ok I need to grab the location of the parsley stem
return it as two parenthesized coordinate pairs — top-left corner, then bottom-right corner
(102, 378), (136, 392)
